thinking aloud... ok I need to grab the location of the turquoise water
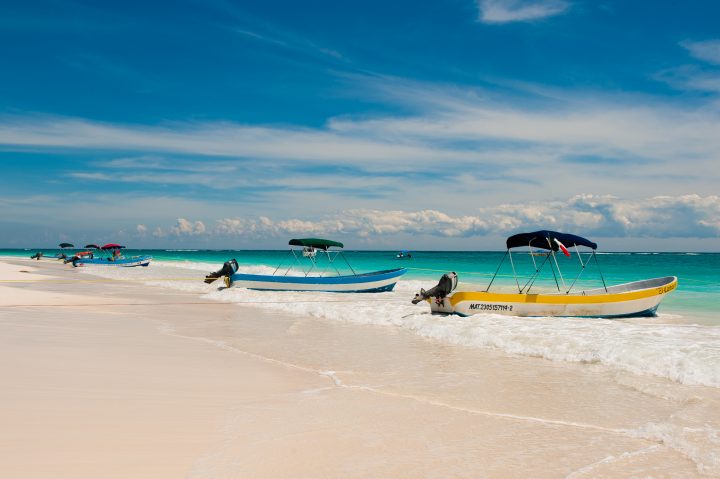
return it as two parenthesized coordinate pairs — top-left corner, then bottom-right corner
(4, 248), (718, 324)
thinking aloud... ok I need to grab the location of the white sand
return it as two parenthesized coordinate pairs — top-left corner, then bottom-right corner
(0, 260), (116, 306)
(1, 258), (717, 478)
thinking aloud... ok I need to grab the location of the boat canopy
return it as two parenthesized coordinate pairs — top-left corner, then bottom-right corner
(84, 244), (100, 249)
(58, 243), (74, 248)
(506, 230), (597, 251)
(101, 243), (125, 250)
(288, 238), (344, 250)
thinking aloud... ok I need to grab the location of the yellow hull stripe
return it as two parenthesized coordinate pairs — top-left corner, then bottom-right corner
(450, 278), (677, 307)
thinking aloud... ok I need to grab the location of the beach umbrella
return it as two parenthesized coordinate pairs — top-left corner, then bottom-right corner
(84, 244), (100, 249)
(101, 243), (125, 250)
(58, 243), (74, 248)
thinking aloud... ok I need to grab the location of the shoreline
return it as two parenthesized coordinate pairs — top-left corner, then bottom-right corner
(1, 258), (718, 477)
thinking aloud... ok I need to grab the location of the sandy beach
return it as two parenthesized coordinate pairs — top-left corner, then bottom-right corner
(1, 257), (718, 478)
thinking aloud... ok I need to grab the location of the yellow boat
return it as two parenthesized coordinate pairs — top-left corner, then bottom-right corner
(414, 231), (677, 318)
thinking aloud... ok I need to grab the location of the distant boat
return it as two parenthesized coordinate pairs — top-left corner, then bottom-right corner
(72, 243), (152, 267)
(412, 230), (676, 318)
(396, 250), (412, 259)
(212, 238), (406, 292)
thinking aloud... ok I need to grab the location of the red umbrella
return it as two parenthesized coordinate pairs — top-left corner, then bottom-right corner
(101, 243), (125, 250)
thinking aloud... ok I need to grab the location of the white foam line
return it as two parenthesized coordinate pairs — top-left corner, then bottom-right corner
(319, 370), (344, 386)
(348, 386), (631, 434)
(564, 445), (662, 479)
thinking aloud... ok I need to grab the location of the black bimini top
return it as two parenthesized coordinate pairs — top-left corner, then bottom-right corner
(506, 230), (597, 251)
(288, 238), (344, 250)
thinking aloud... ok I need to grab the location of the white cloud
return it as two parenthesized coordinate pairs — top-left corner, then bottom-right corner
(478, 0), (570, 24)
(136, 224), (147, 236)
(681, 39), (720, 65)
(170, 218), (206, 236)
(655, 65), (720, 93)
(0, 114), (483, 166)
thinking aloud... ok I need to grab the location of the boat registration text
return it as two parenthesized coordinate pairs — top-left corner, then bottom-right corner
(469, 303), (513, 312)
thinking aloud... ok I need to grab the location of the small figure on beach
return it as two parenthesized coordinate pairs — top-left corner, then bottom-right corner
(30, 252), (43, 260)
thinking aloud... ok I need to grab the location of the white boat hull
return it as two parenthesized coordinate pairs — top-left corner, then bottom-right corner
(229, 268), (406, 293)
(75, 256), (152, 267)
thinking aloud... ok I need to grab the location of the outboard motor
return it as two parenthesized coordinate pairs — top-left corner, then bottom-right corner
(205, 259), (239, 284)
(412, 272), (458, 304)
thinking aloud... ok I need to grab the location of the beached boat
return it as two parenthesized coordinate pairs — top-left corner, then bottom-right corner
(412, 230), (677, 318)
(72, 243), (152, 267)
(208, 238), (406, 292)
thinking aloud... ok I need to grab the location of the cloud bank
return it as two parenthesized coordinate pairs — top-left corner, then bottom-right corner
(167, 194), (720, 241)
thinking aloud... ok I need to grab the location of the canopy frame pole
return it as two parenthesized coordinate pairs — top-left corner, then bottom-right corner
(303, 250), (318, 277)
(522, 239), (550, 293)
(340, 251), (357, 276)
(545, 236), (565, 292)
(508, 250), (522, 293)
(485, 250), (508, 292)
(330, 250), (344, 276)
(523, 253), (551, 293)
(565, 245), (588, 293)
(529, 247), (539, 271)
(592, 251), (608, 292)
(284, 249), (303, 276)
(546, 251), (562, 292)
(273, 250), (293, 276)
(314, 249), (343, 278)
(314, 249), (332, 277)
(550, 250), (566, 292)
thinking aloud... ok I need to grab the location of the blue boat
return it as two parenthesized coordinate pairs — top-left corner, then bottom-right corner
(217, 238), (406, 292)
(73, 243), (152, 267)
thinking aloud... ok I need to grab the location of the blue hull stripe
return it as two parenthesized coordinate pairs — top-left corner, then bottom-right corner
(231, 267), (406, 285)
(248, 283), (399, 293)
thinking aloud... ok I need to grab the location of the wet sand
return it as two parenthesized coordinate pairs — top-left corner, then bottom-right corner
(1, 258), (718, 478)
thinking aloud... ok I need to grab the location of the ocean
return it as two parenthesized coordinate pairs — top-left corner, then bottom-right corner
(3, 248), (719, 388)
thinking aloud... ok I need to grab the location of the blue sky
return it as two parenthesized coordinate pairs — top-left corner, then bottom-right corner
(1, 0), (719, 250)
